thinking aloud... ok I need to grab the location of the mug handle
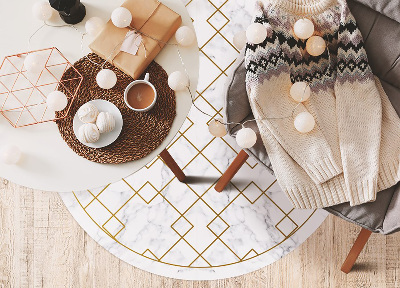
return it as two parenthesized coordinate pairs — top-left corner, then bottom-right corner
(144, 73), (150, 82)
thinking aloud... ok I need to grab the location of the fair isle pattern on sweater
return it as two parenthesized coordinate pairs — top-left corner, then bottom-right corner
(244, 0), (400, 209)
(245, 3), (372, 89)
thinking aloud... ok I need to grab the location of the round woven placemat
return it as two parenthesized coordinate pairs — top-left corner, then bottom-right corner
(56, 53), (176, 164)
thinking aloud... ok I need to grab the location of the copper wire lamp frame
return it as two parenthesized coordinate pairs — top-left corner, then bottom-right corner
(0, 47), (83, 128)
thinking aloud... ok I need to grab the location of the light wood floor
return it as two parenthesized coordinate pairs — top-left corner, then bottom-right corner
(1, 179), (399, 288)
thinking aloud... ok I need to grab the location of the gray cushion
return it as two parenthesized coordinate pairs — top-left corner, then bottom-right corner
(351, 0), (400, 24)
(327, 183), (400, 235)
(224, 0), (400, 235)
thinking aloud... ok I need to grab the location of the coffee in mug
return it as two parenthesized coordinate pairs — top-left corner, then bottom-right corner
(124, 73), (157, 112)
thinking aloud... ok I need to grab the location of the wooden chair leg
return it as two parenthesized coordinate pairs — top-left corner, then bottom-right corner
(341, 228), (372, 274)
(215, 150), (249, 192)
(159, 149), (186, 182)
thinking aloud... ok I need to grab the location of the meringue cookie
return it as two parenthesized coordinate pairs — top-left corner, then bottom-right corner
(78, 123), (100, 143)
(78, 103), (99, 123)
(96, 112), (116, 134)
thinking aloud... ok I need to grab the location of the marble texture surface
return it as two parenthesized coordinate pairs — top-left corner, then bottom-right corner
(60, 0), (328, 280)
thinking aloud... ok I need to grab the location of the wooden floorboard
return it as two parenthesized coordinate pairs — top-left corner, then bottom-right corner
(0, 179), (399, 288)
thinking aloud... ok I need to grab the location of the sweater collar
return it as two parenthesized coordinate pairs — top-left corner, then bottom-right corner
(263, 0), (337, 15)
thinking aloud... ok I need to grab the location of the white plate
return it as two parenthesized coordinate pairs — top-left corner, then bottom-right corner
(73, 99), (123, 148)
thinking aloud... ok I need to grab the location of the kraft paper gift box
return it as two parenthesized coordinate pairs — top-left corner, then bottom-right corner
(89, 0), (182, 79)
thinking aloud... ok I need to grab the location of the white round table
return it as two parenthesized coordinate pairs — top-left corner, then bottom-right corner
(0, 0), (199, 192)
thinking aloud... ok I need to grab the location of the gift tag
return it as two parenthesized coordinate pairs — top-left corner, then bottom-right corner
(120, 30), (143, 56)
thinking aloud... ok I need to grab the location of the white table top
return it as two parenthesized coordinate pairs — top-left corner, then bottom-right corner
(0, 0), (198, 192)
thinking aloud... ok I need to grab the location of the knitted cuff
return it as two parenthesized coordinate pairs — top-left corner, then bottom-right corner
(304, 156), (342, 185)
(347, 177), (378, 207)
(377, 160), (400, 192)
(285, 175), (348, 209)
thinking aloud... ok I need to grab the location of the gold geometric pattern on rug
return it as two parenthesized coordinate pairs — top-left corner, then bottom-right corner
(73, 0), (318, 268)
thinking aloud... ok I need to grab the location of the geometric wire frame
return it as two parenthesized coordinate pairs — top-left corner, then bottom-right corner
(0, 47), (83, 128)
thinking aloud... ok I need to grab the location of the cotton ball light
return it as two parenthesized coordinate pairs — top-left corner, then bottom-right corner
(233, 30), (247, 50)
(175, 26), (196, 47)
(246, 23), (267, 45)
(290, 82), (311, 102)
(236, 127), (257, 149)
(208, 118), (227, 138)
(306, 36), (326, 56)
(293, 18), (314, 39)
(168, 71), (189, 91)
(0, 145), (22, 165)
(32, 1), (54, 21)
(24, 53), (46, 74)
(96, 69), (117, 89)
(294, 111), (315, 133)
(85, 17), (105, 37)
(46, 91), (68, 111)
(111, 7), (132, 28)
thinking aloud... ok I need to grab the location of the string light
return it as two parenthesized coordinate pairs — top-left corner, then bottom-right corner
(24, 53), (46, 74)
(96, 69), (117, 89)
(175, 26), (196, 47)
(236, 127), (257, 149)
(294, 111), (315, 133)
(290, 82), (311, 102)
(246, 23), (268, 44)
(208, 118), (227, 138)
(293, 18), (314, 39)
(168, 71), (189, 91)
(46, 91), (68, 111)
(306, 36), (326, 56)
(233, 30), (247, 50)
(111, 7), (132, 28)
(0, 145), (22, 165)
(32, 1), (54, 21)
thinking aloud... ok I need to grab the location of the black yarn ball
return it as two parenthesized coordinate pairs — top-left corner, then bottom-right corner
(49, 0), (86, 24)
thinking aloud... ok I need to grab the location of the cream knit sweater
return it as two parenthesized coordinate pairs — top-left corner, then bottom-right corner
(245, 0), (400, 208)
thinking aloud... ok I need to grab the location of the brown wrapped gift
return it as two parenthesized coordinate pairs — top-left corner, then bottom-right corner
(89, 0), (182, 79)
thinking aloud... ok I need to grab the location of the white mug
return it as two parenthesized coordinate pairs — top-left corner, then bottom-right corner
(124, 73), (157, 112)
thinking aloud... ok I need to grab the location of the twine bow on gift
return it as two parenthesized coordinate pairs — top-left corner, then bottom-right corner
(120, 30), (147, 57)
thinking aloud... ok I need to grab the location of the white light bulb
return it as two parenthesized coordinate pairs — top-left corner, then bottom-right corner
(294, 112), (315, 133)
(24, 54), (46, 74)
(46, 91), (68, 111)
(290, 82), (311, 102)
(293, 18), (314, 40)
(111, 7), (132, 28)
(236, 127), (257, 149)
(208, 118), (227, 138)
(85, 17), (106, 37)
(0, 145), (22, 165)
(96, 69), (117, 89)
(32, 1), (54, 21)
(168, 71), (189, 91)
(233, 30), (247, 50)
(306, 36), (326, 56)
(175, 26), (196, 47)
(246, 23), (268, 45)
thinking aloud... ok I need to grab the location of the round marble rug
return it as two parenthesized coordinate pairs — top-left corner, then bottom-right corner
(60, 0), (328, 280)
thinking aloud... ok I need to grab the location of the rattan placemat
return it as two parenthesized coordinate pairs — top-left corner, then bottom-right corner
(56, 53), (176, 164)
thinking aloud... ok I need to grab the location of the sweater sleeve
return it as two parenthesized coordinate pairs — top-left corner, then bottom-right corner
(244, 3), (342, 185)
(248, 79), (342, 185)
(334, 6), (382, 206)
